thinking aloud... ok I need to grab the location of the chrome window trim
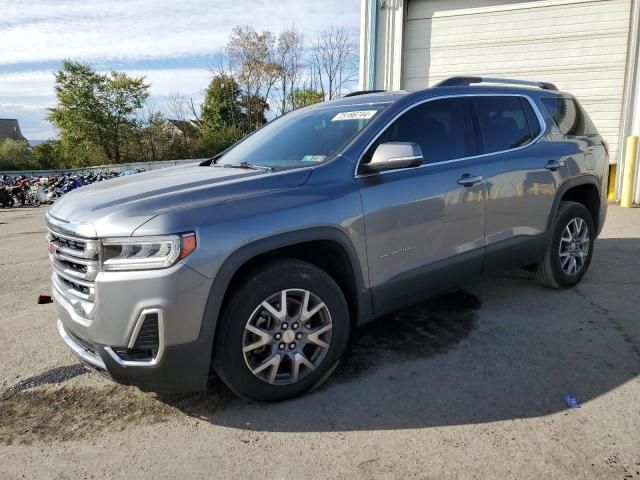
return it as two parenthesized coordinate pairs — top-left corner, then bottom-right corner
(354, 93), (547, 178)
(104, 308), (165, 367)
(389, 155), (423, 162)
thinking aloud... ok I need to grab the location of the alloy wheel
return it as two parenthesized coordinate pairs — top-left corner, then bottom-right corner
(242, 289), (333, 385)
(558, 217), (590, 275)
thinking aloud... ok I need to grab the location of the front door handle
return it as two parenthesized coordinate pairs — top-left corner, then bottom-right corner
(457, 174), (483, 187)
(544, 160), (566, 171)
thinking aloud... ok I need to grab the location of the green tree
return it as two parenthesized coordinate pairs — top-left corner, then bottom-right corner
(201, 75), (245, 131)
(48, 60), (150, 164)
(200, 125), (242, 157)
(0, 139), (37, 170)
(290, 89), (324, 109)
(32, 140), (63, 169)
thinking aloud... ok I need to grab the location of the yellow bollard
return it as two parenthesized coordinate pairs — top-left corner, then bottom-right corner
(608, 165), (617, 200)
(621, 136), (639, 208)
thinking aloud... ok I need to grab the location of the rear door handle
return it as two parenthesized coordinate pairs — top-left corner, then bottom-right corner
(457, 174), (483, 187)
(544, 160), (566, 171)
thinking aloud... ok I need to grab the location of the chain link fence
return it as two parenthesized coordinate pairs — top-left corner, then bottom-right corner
(0, 159), (203, 178)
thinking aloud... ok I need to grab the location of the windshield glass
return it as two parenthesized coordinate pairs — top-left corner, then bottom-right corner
(216, 103), (389, 170)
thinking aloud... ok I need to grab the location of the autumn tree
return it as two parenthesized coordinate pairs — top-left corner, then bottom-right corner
(274, 27), (305, 115)
(226, 26), (278, 131)
(311, 27), (358, 100)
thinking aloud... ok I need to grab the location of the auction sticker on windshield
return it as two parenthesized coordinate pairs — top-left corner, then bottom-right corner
(331, 110), (378, 122)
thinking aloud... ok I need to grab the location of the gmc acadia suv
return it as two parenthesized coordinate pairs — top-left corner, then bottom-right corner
(47, 76), (608, 401)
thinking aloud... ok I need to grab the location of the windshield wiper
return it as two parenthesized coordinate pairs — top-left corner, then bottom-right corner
(223, 161), (274, 172)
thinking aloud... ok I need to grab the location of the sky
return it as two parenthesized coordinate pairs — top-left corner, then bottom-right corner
(0, 0), (361, 141)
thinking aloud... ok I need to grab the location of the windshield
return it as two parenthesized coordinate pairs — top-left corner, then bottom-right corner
(216, 103), (389, 170)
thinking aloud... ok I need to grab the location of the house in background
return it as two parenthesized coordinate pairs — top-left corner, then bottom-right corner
(359, 0), (640, 203)
(163, 119), (201, 138)
(0, 119), (26, 142)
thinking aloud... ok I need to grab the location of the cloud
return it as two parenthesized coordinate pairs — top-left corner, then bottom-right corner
(0, 71), (55, 98)
(129, 68), (212, 98)
(0, 0), (360, 65)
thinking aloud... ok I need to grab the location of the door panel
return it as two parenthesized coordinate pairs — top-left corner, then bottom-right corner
(357, 158), (486, 314)
(357, 96), (487, 314)
(481, 139), (569, 272)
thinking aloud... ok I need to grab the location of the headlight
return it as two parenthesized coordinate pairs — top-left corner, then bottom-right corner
(101, 233), (196, 271)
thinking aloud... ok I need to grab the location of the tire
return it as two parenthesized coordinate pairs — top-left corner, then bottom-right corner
(213, 259), (350, 402)
(535, 201), (595, 289)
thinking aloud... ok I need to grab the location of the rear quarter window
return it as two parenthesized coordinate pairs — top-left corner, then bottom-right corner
(472, 96), (541, 153)
(541, 97), (597, 136)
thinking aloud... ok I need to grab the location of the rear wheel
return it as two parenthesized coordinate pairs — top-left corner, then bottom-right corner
(213, 259), (349, 402)
(535, 201), (595, 289)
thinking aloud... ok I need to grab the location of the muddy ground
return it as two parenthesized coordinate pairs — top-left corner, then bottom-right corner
(0, 205), (639, 479)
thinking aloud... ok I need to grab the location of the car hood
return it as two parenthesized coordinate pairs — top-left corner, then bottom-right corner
(47, 163), (312, 237)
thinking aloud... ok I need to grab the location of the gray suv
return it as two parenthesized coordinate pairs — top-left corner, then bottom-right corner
(47, 77), (608, 401)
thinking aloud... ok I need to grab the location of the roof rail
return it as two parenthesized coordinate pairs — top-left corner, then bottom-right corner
(435, 76), (558, 91)
(343, 89), (386, 97)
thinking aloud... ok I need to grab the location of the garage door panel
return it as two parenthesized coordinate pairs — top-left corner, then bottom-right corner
(410, 0), (629, 22)
(429, 38), (628, 63)
(430, 2), (628, 28)
(430, 22), (629, 46)
(408, 0), (531, 20)
(425, 55), (628, 76)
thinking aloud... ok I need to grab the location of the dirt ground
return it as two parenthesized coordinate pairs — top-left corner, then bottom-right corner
(0, 205), (639, 479)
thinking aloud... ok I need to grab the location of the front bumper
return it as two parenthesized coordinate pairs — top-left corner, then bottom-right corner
(58, 319), (214, 392)
(48, 219), (215, 392)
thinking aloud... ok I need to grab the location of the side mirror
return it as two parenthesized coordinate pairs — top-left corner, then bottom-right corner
(363, 142), (423, 173)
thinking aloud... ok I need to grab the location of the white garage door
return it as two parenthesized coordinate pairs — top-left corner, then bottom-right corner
(403, 0), (632, 163)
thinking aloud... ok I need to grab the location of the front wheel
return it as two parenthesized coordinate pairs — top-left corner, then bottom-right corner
(213, 259), (350, 402)
(535, 201), (595, 289)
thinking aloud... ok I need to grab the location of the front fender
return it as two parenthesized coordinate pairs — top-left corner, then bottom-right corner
(197, 226), (372, 349)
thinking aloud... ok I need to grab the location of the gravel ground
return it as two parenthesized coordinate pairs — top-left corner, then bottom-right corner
(0, 205), (639, 479)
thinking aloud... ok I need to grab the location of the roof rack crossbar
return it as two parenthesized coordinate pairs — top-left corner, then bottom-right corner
(343, 89), (386, 97)
(435, 76), (558, 91)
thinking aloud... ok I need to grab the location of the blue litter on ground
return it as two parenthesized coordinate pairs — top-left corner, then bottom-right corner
(564, 395), (580, 408)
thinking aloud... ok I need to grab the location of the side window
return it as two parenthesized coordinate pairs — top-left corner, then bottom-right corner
(366, 97), (477, 165)
(523, 99), (541, 139)
(541, 97), (596, 136)
(472, 96), (540, 153)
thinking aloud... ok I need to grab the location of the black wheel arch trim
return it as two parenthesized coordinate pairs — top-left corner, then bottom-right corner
(196, 227), (372, 371)
(547, 175), (602, 232)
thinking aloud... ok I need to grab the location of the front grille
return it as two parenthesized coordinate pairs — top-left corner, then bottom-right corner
(47, 227), (99, 318)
